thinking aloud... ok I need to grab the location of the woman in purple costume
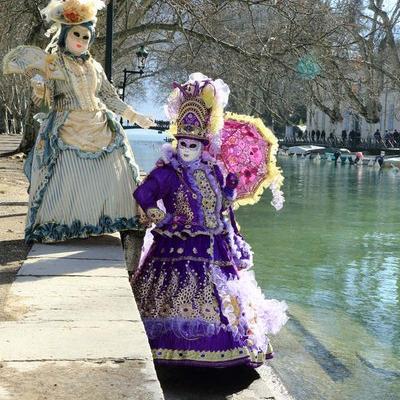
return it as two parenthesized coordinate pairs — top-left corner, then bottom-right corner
(132, 74), (288, 368)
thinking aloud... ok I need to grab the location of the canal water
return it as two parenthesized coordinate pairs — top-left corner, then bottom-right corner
(127, 130), (169, 173)
(128, 131), (400, 399)
(236, 157), (400, 400)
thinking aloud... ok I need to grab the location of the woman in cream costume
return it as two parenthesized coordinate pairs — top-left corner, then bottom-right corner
(19, 0), (152, 255)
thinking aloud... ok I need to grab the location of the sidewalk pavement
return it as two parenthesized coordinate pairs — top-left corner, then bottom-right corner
(0, 234), (164, 400)
(0, 135), (291, 400)
(0, 231), (292, 400)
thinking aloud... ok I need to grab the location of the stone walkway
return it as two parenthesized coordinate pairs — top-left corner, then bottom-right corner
(0, 232), (293, 400)
(0, 135), (293, 400)
(0, 234), (164, 400)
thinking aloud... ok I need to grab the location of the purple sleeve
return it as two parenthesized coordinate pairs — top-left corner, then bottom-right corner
(214, 164), (235, 201)
(133, 167), (173, 211)
(213, 164), (224, 187)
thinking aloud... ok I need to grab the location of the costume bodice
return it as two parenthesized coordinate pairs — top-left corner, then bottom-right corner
(47, 53), (129, 116)
(54, 55), (101, 111)
(134, 156), (233, 236)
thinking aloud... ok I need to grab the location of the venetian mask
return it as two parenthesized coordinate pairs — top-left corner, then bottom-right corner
(66, 25), (91, 56)
(177, 138), (203, 163)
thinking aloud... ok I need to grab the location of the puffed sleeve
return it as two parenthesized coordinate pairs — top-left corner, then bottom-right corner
(133, 166), (174, 226)
(97, 65), (130, 116)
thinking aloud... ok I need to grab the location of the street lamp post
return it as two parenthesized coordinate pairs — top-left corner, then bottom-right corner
(104, 0), (114, 82)
(103, 8), (169, 133)
(119, 46), (149, 102)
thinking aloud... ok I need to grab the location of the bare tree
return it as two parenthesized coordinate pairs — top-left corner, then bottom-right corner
(2, 0), (400, 153)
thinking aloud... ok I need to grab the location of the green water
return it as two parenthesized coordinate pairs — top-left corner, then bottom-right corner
(236, 158), (400, 400)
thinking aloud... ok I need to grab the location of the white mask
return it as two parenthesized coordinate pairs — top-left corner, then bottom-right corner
(65, 26), (91, 56)
(177, 138), (203, 163)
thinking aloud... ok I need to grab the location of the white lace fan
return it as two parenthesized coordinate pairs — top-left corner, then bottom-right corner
(3, 46), (65, 80)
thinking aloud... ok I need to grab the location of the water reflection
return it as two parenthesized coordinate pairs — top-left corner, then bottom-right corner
(236, 158), (400, 400)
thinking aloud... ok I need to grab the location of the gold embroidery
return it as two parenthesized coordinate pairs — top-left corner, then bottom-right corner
(193, 169), (218, 229)
(173, 185), (194, 223)
(151, 345), (272, 364)
(146, 207), (166, 224)
(133, 266), (221, 324)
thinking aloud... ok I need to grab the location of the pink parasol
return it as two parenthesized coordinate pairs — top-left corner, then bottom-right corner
(216, 112), (284, 209)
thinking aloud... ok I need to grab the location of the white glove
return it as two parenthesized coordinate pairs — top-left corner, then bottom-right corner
(135, 114), (156, 129)
(123, 107), (155, 129)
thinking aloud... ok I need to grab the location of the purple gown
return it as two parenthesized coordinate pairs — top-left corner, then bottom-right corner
(132, 153), (287, 368)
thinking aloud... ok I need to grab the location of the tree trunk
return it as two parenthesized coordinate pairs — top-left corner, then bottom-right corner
(0, 101), (37, 157)
(0, 105), (6, 134)
(21, 101), (38, 154)
(4, 110), (10, 135)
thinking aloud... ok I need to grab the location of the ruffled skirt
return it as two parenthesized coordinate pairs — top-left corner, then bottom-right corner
(25, 110), (141, 243)
(132, 232), (288, 368)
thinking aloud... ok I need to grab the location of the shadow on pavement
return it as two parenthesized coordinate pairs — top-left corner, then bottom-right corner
(0, 239), (30, 267)
(156, 365), (260, 400)
(0, 213), (26, 219)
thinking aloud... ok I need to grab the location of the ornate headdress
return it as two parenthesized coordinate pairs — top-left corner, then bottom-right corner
(41, 0), (105, 52)
(165, 73), (230, 146)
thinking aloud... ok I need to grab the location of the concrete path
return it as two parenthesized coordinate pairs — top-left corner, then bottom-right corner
(0, 232), (293, 400)
(0, 234), (164, 400)
(0, 135), (292, 400)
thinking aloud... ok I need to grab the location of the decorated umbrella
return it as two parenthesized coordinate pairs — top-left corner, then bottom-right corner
(216, 112), (284, 209)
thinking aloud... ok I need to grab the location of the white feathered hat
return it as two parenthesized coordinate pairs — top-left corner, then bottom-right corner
(41, 0), (105, 53)
(41, 0), (106, 26)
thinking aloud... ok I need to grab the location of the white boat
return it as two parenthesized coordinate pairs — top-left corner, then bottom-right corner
(383, 157), (400, 168)
(288, 145), (326, 155)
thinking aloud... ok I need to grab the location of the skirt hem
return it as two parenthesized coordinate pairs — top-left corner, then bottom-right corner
(25, 216), (143, 244)
(153, 353), (273, 369)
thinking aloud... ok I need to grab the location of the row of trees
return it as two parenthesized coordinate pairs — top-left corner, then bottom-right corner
(1, 0), (400, 153)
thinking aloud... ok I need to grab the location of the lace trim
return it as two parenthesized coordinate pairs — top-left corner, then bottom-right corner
(152, 227), (229, 240)
(25, 216), (140, 243)
(143, 317), (224, 340)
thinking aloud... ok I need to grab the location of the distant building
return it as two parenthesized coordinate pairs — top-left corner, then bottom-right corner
(307, 89), (400, 139)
